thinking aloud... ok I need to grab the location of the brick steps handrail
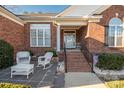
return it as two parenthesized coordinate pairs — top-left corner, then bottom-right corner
(63, 42), (67, 73)
(80, 45), (93, 72)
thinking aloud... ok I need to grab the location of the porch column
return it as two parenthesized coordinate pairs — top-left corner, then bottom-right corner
(57, 25), (61, 52)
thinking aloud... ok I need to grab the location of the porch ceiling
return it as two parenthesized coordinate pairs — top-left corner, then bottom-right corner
(61, 26), (82, 30)
(56, 20), (88, 26)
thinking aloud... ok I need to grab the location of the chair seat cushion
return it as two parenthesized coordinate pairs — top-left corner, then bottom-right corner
(11, 64), (34, 70)
(41, 58), (45, 61)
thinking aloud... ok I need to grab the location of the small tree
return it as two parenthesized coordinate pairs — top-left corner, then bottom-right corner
(0, 40), (14, 69)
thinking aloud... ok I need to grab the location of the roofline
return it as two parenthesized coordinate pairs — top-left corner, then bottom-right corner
(0, 5), (113, 24)
(56, 5), (112, 17)
(0, 6), (18, 17)
(0, 6), (24, 26)
(89, 5), (112, 15)
(55, 5), (73, 17)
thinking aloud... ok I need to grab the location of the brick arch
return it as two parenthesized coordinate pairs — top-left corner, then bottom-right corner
(108, 17), (123, 26)
(99, 5), (124, 26)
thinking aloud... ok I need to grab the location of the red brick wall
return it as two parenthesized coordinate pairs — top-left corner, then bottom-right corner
(79, 26), (88, 47)
(76, 29), (82, 43)
(0, 16), (25, 59)
(24, 22), (57, 56)
(87, 5), (124, 54)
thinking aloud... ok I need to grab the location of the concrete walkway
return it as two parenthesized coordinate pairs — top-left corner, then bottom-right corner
(65, 72), (107, 88)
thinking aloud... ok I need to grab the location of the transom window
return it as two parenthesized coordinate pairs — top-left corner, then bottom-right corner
(105, 18), (124, 47)
(30, 24), (51, 47)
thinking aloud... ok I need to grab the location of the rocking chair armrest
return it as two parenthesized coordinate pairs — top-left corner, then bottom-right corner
(38, 56), (45, 59)
(38, 56), (45, 61)
(38, 61), (50, 65)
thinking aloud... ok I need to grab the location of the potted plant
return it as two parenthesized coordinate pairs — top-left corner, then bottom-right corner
(28, 50), (34, 57)
(47, 49), (59, 62)
(28, 50), (37, 61)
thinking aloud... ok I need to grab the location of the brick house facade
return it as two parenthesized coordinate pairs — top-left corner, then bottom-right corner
(0, 5), (124, 71)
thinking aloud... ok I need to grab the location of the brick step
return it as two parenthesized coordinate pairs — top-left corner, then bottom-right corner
(67, 53), (82, 54)
(67, 55), (83, 57)
(67, 68), (91, 70)
(67, 66), (91, 69)
(66, 52), (82, 53)
(67, 59), (87, 61)
(68, 55), (82, 58)
(67, 62), (87, 64)
(67, 68), (91, 72)
(67, 64), (91, 67)
(67, 64), (89, 67)
(67, 69), (91, 72)
(67, 60), (86, 62)
(67, 57), (84, 59)
(67, 53), (84, 55)
(67, 60), (87, 62)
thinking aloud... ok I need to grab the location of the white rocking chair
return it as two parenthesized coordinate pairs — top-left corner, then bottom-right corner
(37, 52), (53, 69)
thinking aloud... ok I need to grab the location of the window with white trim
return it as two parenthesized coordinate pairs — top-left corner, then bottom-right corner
(30, 24), (51, 47)
(105, 18), (124, 47)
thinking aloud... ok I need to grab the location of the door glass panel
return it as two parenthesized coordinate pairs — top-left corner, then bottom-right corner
(64, 32), (76, 48)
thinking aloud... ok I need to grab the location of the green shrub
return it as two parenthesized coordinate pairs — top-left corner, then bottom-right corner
(46, 49), (58, 57)
(28, 50), (34, 56)
(0, 40), (14, 69)
(105, 80), (124, 88)
(96, 53), (124, 70)
(0, 83), (31, 88)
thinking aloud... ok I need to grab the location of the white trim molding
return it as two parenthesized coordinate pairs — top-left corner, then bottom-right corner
(30, 24), (51, 47)
(0, 6), (24, 26)
(57, 24), (61, 52)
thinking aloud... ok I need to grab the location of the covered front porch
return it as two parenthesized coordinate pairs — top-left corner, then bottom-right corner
(55, 16), (101, 52)
(60, 25), (85, 50)
(55, 20), (88, 51)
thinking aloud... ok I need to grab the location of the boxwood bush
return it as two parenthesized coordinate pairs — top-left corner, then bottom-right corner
(0, 40), (14, 69)
(96, 53), (124, 70)
(0, 83), (31, 88)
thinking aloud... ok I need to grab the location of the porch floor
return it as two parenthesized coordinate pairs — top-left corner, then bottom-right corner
(0, 61), (58, 88)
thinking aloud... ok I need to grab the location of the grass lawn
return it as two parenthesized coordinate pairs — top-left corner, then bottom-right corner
(105, 80), (124, 88)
